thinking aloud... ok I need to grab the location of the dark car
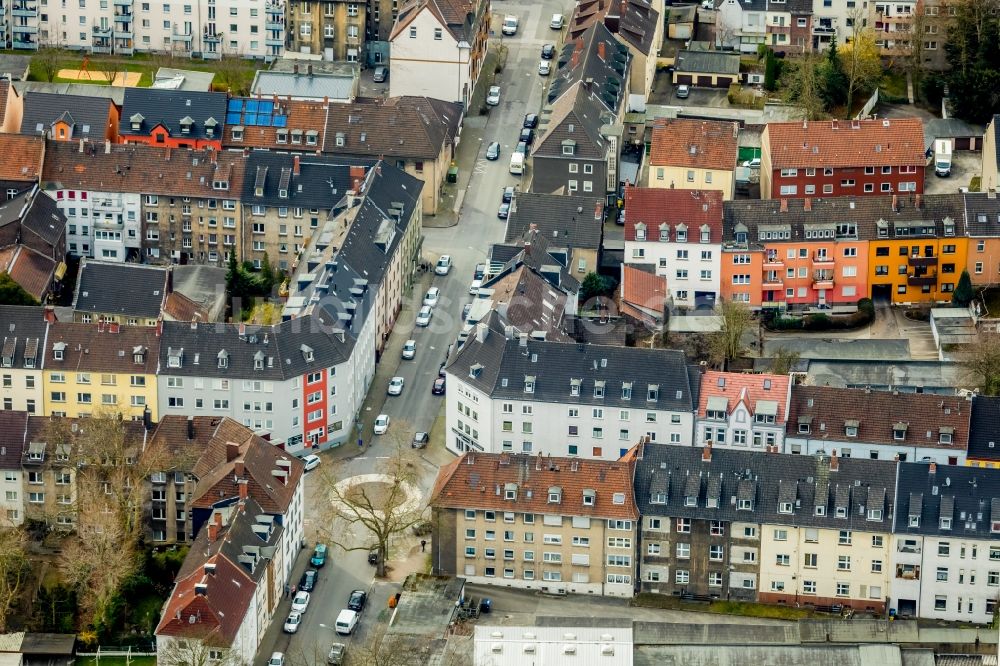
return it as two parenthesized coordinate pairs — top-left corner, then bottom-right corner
(432, 377), (446, 394)
(299, 569), (318, 592)
(412, 432), (429, 448)
(367, 549), (379, 566)
(498, 202), (510, 219)
(541, 43), (555, 59)
(347, 590), (368, 612)
(485, 141), (501, 161)
(372, 65), (388, 83)
(502, 186), (516, 203)
(523, 113), (538, 129)
(474, 263), (486, 280)
(519, 128), (535, 146)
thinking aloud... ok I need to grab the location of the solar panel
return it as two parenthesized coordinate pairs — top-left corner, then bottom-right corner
(273, 116), (287, 128)
(226, 113), (241, 125)
(259, 101), (274, 114)
(245, 100), (259, 113)
(244, 114), (258, 125)
(258, 116), (272, 127)
(227, 99), (243, 112)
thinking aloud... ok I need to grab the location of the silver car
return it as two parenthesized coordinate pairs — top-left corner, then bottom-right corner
(372, 65), (388, 82)
(538, 60), (551, 76)
(486, 85), (501, 106)
(416, 305), (433, 326)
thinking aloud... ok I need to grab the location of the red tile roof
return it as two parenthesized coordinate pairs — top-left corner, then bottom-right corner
(697, 370), (791, 423)
(0, 135), (43, 182)
(619, 265), (667, 324)
(155, 553), (255, 645)
(1, 245), (55, 301)
(764, 118), (925, 169)
(162, 291), (210, 323)
(623, 187), (724, 242)
(649, 118), (738, 170)
(45, 321), (162, 374)
(431, 452), (639, 520)
(222, 98), (327, 150)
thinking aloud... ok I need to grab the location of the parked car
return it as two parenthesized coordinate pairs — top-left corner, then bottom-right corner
(423, 287), (440, 307)
(284, 612), (303, 633)
(520, 128), (535, 146)
(372, 65), (388, 82)
(474, 263), (486, 280)
(310, 544), (328, 567)
(335, 609), (359, 635)
(502, 186), (516, 203)
(327, 644), (346, 666)
(269, 653), (286, 666)
(432, 377), (446, 394)
(538, 60), (551, 76)
(523, 113), (538, 129)
(541, 43), (555, 59)
(498, 202), (510, 219)
(502, 14), (518, 34)
(742, 157), (761, 168)
(462, 303), (473, 320)
(412, 432), (429, 448)
(550, 13), (564, 28)
(435, 255), (452, 275)
(387, 376), (405, 396)
(515, 141), (527, 154)
(291, 591), (311, 613)
(373, 414), (390, 435)
(486, 141), (501, 160)
(415, 305), (433, 327)
(302, 454), (321, 472)
(676, 84), (690, 98)
(486, 85), (501, 106)
(368, 548), (380, 565)
(402, 339), (416, 360)
(469, 278), (483, 294)
(348, 590), (368, 612)
(299, 569), (318, 592)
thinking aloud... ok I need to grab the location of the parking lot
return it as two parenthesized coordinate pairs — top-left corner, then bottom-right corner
(923, 150), (981, 194)
(648, 70), (731, 107)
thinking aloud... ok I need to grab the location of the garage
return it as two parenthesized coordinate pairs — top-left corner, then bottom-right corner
(716, 76), (732, 88)
(672, 50), (742, 90)
(675, 74), (692, 85)
(955, 137), (970, 150)
(696, 75), (713, 87)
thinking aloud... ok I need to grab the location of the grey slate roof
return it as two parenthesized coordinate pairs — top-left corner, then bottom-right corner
(20, 92), (112, 141)
(72, 260), (169, 320)
(13, 81), (126, 105)
(20, 188), (66, 249)
(242, 151), (376, 209)
(635, 442), (897, 531)
(548, 22), (629, 112)
(534, 85), (610, 161)
(968, 395), (1000, 462)
(893, 462), (1000, 539)
(119, 88), (228, 140)
(252, 70), (356, 102)
(0, 305), (47, 372)
(0, 411), (27, 471)
(962, 193), (1000, 236)
(492, 229), (583, 294)
(674, 50), (741, 76)
(447, 310), (695, 411)
(611, 0), (660, 55)
(505, 193), (604, 250)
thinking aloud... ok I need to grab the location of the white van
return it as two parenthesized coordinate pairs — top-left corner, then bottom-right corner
(335, 609), (358, 635)
(509, 152), (524, 175)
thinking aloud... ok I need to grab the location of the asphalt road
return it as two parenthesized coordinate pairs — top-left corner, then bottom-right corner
(259, 3), (570, 664)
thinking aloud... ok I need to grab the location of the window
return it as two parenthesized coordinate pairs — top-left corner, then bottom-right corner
(838, 555), (851, 571)
(839, 530), (852, 545)
(836, 582), (850, 597)
(710, 545), (724, 561)
(776, 554), (790, 566)
(675, 569), (689, 584)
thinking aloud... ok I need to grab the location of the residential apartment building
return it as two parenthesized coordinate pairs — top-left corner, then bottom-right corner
(808, 0), (860, 49)
(0, 305), (48, 415)
(964, 192), (1000, 284)
(388, 0), (490, 106)
(786, 385), (972, 464)
(919, 0), (955, 70)
(72, 260), (168, 325)
(221, 96), (328, 153)
(623, 187), (724, 310)
(765, 0), (792, 51)
(444, 312), (696, 460)
(635, 441), (896, 614)
(430, 451), (640, 597)
(503, 193), (605, 281)
(42, 321), (161, 420)
(983, 116), (1000, 195)
(646, 119), (739, 199)
(872, 0), (917, 57)
(41, 139), (247, 265)
(0, 411), (27, 526)
(118, 89), (227, 150)
(716, 0), (767, 52)
(19, 92), (119, 143)
(890, 462), (1000, 622)
(695, 370), (791, 451)
(966, 395), (1000, 469)
(760, 119), (926, 200)
(287, 0), (366, 62)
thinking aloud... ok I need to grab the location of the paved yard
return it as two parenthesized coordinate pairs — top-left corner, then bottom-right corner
(648, 70), (731, 107)
(924, 150), (981, 194)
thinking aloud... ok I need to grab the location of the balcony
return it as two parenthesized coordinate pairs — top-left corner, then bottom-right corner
(11, 38), (36, 48)
(908, 255), (937, 267)
(265, 36), (284, 46)
(203, 49), (221, 59)
(897, 543), (921, 554)
(92, 25), (112, 36)
(895, 564), (920, 579)
(171, 30), (193, 42)
(812, 25), (836, 35)
(768, 24), (791, 34)
(203, 30), (222, 41)
(12, 24), (37, 34)
(763, 255), (783, 268)
(907, 273), (937, 286)
(812, 252), (835, 267)
(11, 4), (36, 16)
(812, 278), (835, 290)
(113, 0), (132, 5)
(762, 279), (784, 290)
(265, 1), (283, 13)
(116, 45), (134, 54)
(113, 28), (132, 38)
(114, 12), (132, 21)
(265, 19), (284, 30)
(91, 44), (112, 53)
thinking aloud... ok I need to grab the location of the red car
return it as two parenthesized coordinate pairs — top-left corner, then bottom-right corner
(432, 377), (446, 394)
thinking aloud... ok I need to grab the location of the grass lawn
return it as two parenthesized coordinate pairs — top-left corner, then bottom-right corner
(634, 592), (819, 620)
(970, 175), (982, 192)
(76, 657), (156, 666)
(881, 71), (908, 100)
(978, 287), (1000, 317)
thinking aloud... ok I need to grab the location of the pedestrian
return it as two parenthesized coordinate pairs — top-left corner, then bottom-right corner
(284, 583), (290, 598)
(420, 539), (427, 552)
(291, 584), (297, 596)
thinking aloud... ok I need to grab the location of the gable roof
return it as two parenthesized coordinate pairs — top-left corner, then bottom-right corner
(533, 85), (609, 161)
(649, 118), (739, 170)
(547, 23), (630, 112)
(0, 305), (47, 372)
(0, 81), (13, 129)
(496, 229), (582, 294)
(119, 88), (228, 140)
(635, 441), (896, 530)
(242, 150), (373, 209)
(787, 385), (971, 450)
(145, 415), (241, 475)
(431, 451), (639, 520)
(0, 135), (44, 183)
(619, 265), (667, 324)
(697, 370), (790, 423)
(41, 140), (248, 199)
(322, 96), (462, 160)
(893, 462), (1000, 539)
(162, 291), (210, 323)
(480, 265), (572, 342)
(624, 187), (724, 242)
(674, 49), (740, 75)
(20, 92), (113, 141)
(0, 246), (56, 301)
(504, 193), (604, 250)
(73, 260), (169, 320)
(45, 321), (161, 374)
(222, 97), (329, 150)
(391, 0), (482, 42)
(765, 118), (925, 169)
(610, 0), (659, 54)
(967, 395), (1000, 462)
(18, 189), (66, 250)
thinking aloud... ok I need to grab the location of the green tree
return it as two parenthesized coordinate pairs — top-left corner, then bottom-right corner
(780, 53), (829, 120)
(580, 272), (615, 303)
(943, 0), (1000, 123)
(953, 269), (974, 306)
(763, 49), (781, 91)
(821, 37), (849, 109)
(840, 15), (884, 116)
(0, 273), (38, 306)
(259, 253), (275, 292)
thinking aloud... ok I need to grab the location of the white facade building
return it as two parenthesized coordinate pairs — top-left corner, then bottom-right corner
(474, 624), (634, 666)
(716, 0), (767, 53)
(445, 314), (696, 461)
(0, 305), (47, 418)
(694, 370), (791, 451)
(46, 188), (141, 262)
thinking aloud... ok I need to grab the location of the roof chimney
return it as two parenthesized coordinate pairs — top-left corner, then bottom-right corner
(702, 441), (712, 462)
(929, 461), (937, 474)
(803, 198), (812, 212)
(915, 194), (922, 210)
(43, 306), (56, 323)
(293, 64), (299, 75)
(238, 478), (249, 500)
(187, 415), (195, 441)
(779, 198), (789, 213)
(307, 64), (313, 76)
(597, 41), (606, 61)
(293, 155), (300, 177)
(234, 458), (245, 477)
(892, 194), (899, 212)
(830, 449), (839, 472)
(207, 522), (219, 542)
(226, 441), (240, 462)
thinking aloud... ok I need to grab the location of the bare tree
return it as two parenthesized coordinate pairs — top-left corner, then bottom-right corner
(769, 346), (801, 375)
(962, 332), (1000, 395)
(214, 51), (252, 95)
(842, 8), (884, 116)
(780, 53), (828, 120)
(33, 48), (63, 83)
(317, 439), (427, 578)
(157, 633), (248, 666)
(709, 299), (754, 368)
(91, 58), (125, 86)
(0, 528), (30, 632)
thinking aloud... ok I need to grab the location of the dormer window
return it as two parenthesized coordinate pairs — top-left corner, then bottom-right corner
(779, 502), (793, 514)
(570, 378), (580, 396)
(635, 223), (646, 241)
(212, 179), (229, 190)
(676, 226), (687, 242)
(594, 380), (605, 398)
(133, 345), (146, 365)
(231, 126), (244, 142)
(525, 375), (535, 393)
(685, 495), (696, 507)
(622, 382), (632, 400)
(738, 498), (753, 511)
(548, 486), (562, 503)
(276, 129), (288, 143)
(582, 489), (595, 506)
(939, 427), (954, 444)
(893, 422), (907, 441)
(218, 349), (229, 369)
(254, 351), (265, 370)
(52, 341), (66, 361)
(866, 508), (882, 521)
(204, 117), (217, 137)
(561, 139), (576, 156)
(647, 384), (658, 401)
(940, 517), (952, 530)
(279, 187), (288, 199)
(291, 129), (303, 144)
(845, 420), (859, 438)
(179, 116), (194, 135)
(700, 225), (711, 243)
(651, 492), (666, 504)
(798, 416), (812, 434)
(835, 506), (847, 518)
(130, 113), (143, 132)
(908, 514), (920, 527)
(335, 132), (345, 147)
(306, 130), (319, 145)
(301, 344), (314, 363)
(166, 347), (182, 368)
(469, 363), (483, 378)
(504, 482), (518, 500)
(815, 505), (826, 516)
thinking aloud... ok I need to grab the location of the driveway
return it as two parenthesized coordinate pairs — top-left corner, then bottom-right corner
(924, 150), (981, 194)
(648, 70), (731, 107)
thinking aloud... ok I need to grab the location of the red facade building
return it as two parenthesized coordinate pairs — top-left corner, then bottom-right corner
(760, 118), (926, 200)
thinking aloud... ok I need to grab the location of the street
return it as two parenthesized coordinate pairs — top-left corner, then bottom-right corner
(257, 1), (572, 663)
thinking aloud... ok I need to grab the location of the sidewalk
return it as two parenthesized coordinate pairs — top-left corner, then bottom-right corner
(252, 546), (312, 666)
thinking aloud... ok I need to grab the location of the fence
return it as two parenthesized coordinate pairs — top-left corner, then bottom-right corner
(76, 644), (157, 663)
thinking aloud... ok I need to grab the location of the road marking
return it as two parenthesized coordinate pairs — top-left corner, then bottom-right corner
(376, 456), (391, 460)
(356, 457), (370, 460)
